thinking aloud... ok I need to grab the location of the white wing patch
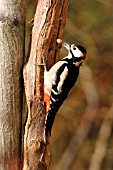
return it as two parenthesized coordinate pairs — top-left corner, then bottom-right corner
(44, 60), (68, 92)
(57, 66), (68, 93)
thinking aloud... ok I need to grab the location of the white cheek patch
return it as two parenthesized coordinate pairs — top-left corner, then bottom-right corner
(57, 66), (68, 93)
(72, 47), (83, 58)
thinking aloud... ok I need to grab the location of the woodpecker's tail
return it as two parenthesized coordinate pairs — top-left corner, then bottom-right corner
(45, 110), (57, 136)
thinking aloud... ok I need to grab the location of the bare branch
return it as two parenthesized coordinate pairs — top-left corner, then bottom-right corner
(0, 0), (25, 169)
(23, 0), (69, 169)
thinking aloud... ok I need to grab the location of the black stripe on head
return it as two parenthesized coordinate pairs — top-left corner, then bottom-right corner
(70, 50), (85, 62)
(75, 44), (87, 54)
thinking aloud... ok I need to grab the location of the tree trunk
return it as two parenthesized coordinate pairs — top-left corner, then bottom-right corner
(23, 0), (69, 169)
(0, 1), (25, 170)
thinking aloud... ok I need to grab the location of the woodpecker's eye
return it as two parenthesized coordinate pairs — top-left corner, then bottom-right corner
(73, 47), (76, 50)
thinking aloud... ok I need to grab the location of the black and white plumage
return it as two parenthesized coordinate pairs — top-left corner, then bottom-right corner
(44, 42), (87, 136)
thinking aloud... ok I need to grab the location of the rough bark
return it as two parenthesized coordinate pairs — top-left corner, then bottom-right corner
(23, 0), (69, 169)
(0, 0), (25, 170)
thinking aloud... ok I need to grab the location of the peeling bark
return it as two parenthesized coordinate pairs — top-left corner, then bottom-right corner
(23, 0), (69, 169)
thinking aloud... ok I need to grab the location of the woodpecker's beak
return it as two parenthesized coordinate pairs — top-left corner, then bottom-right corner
(62, 42), (70, 51)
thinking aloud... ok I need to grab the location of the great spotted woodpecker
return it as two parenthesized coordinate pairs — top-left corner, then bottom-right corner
(44, 42), (87, 136)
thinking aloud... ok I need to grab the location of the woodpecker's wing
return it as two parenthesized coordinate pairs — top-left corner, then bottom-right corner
(44, 60), (68, 113)
(45, 59), (79, 135)
(45, 62), (68, 135)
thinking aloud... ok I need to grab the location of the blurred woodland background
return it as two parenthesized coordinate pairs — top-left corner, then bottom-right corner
(26, 0), (113, 170)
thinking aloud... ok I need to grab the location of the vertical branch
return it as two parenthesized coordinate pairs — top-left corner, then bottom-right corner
(23, 0), (69, 169)
(0, 0), (25, 170)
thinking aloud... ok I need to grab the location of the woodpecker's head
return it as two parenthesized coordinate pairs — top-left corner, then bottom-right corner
(63, 42), (87, 60)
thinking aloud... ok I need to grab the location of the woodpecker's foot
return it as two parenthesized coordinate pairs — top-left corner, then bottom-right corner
(35, 63), (46, 66)
(35, 56), (47, 71)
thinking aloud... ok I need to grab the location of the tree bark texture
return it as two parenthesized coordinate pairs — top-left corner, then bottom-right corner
(23, 0), (69, 169)
(0, 1), (25, 170)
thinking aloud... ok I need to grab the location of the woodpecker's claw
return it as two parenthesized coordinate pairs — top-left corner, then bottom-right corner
(35, 56), (47, 72)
